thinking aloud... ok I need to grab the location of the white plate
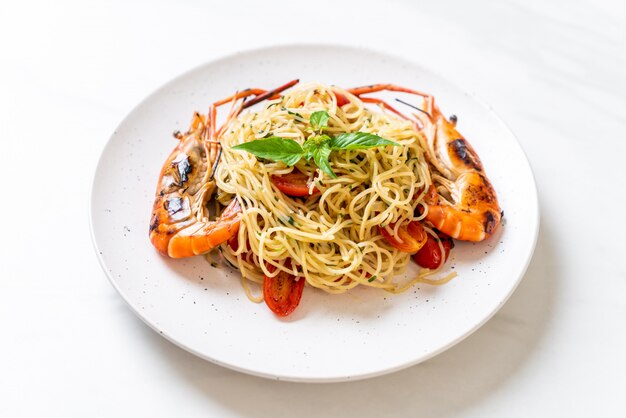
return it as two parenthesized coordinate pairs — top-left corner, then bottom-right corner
(90, 44), (539, 382)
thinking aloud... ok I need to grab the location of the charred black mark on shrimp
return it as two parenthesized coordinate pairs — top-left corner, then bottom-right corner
(483, 211), (498, 234)
(171, 154), (192, 186)
(165, 197), (184, 214)
(165, 197), (191, 221)
(149, 215), (159, 232)
(450, 139), (481, 171)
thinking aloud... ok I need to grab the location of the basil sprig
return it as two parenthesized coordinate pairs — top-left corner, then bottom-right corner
(231, 110), (398, 178)
(309, 110), (330, 132)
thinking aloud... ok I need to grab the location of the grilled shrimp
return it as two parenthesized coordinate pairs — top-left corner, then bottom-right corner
(149, 80), (300, 258)
(347, 84), (501, 242)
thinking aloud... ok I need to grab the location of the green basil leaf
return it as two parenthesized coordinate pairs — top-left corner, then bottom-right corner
(329, 132), (399, 150)
(310, 110), (330, 131)
(312, 142), (336, 178)
(302, 134), (332, 160)
(231, 137), (303, 166)
(302, 140), (316, 160)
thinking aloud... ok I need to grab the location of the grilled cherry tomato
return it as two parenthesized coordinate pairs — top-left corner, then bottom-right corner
(379, 221), (428, 253)
(263, 263), (305, 317)
(227, 234), (241, 252)
(227, 234), (253, 253)
(270, 171), (319, 197)
(413, 231), (454, 269)
(227, 235), (257, 265)
(334, 92), (350, 106)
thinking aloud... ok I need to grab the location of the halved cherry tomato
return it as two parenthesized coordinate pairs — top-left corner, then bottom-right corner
(227, 234), (253, 253)
(379, 221), (428, 253)
(263, 263), (305, 317)
(227, 235), (256, 265)
(227, 234), (240, 252)
(270, 171), (319, 197)
(413, 231), (454, 269)
(334, 92), (350, 106)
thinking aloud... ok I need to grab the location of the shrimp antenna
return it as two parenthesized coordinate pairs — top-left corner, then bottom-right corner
(242, 79), (299, 109)
(394, 98), (432, 118)
(209, 146), (222, 181)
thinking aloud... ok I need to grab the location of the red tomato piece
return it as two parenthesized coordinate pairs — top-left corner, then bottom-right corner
(270, 171), (319, 197)
(413, 231), (454, 269)
(263, 263), (305, 317)
(227, 234), (240, 252)
(227, 235), (257, 266)
(379, 221), (428, 253)
(335, 92), (350, 106)
(227, 234), (252, 252)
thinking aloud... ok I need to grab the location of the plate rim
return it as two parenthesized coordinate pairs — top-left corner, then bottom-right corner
(89, 42), (540, 382)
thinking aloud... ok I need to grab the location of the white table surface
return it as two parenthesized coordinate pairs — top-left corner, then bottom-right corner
(1, 0), (625, 416)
